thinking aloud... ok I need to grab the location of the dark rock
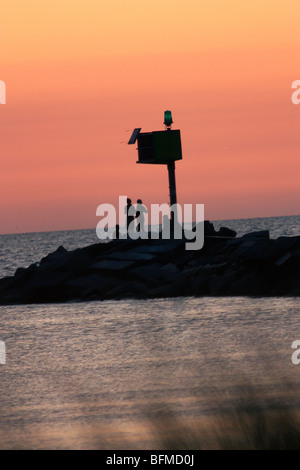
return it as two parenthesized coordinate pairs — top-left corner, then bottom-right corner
(276, 252), (292, 266)
(129, 263), (164, 287)
(161, 263), (181, 281)
(56, 245), (67, 253)
(230, 271), (262, 295)
(242, 230), (270, 239)
(190, 273), (210, 295)
(91, 259), (135, 271)
(217, 227), (237, 238)
(142, 240), (183, 254)
(12, 263), (39, 286)
(209, 272), (235, 295)
(273, 236), (300, 253)
(65, 274), (118, 299)
(40, 248), (70, 267)
(106, 250), (156, 262)
(14, 267), (27, 276)
(0, 227), (299, 304)
(292, 246), (300, 260)
(40, 245), (67, 264)
(204, 220), (217, 236)
(147, 278), (188, 298)
(105, 281), (147, 299)
(235, 239), (269, 261)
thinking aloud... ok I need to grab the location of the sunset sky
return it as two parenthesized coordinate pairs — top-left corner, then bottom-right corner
(0, 0), (299, 234)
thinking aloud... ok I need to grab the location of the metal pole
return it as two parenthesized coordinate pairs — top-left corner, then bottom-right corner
(167, 161), (177, 206)
(167, 161), (177, 231)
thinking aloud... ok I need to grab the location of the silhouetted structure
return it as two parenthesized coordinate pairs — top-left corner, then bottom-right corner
(128, 110), (182, 229)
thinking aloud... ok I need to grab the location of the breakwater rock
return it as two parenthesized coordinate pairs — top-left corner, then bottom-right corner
(0, 223), (299, 304)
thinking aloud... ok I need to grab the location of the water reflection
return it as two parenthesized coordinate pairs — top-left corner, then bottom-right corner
(0, 297), (299, 448)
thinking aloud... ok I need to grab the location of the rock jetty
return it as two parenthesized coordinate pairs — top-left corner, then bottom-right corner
(0, 222), (299, 304)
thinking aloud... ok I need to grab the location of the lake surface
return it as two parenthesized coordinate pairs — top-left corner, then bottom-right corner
(0, 215), (299, 449)
(0, 297), (299, 449)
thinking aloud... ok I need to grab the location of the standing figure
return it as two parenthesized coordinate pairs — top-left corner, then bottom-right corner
(135, 199), (148, 234)
(125, 198), (135, 235)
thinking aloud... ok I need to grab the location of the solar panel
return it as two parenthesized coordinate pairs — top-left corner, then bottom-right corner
(128, 128), (141, 145)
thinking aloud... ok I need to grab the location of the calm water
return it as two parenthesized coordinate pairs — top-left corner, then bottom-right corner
(0, 216), (299, 449)
(0, 297), (300, 449)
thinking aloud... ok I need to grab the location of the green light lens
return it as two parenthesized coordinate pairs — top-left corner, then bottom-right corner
(164, 110), (173, 127)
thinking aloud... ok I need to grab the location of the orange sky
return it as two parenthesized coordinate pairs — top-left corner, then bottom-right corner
(0, 0), (299, 234)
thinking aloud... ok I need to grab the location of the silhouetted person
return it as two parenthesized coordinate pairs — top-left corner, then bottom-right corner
(135, 199), (148, 233)
(113, 224), (120, 239)
(125, 198), (135, 234)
